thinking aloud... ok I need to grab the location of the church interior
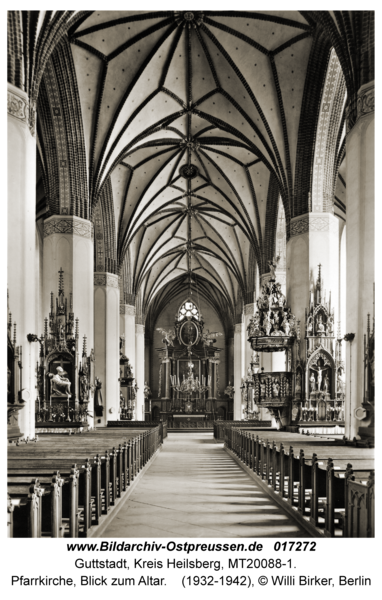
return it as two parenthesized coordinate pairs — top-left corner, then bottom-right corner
(7, 10), (374, 539)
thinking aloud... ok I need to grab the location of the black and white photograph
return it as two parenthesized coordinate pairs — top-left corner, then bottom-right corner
(6, 4), (377, 597)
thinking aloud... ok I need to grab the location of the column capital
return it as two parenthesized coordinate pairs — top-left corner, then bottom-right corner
(234, 323), (242, 334)
(136, 324), (145, 335)
(94, 272), (119, 288)
(120, 303), (135, 315)
(7, 82), (35, 137)
(356, 80), (374, 122)
(44, 215), (93, 238)
(289, 212), (339, 238)
(346, 80), (374, 134)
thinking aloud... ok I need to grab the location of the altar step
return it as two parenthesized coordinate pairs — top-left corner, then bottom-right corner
(168, 428), (213, 433)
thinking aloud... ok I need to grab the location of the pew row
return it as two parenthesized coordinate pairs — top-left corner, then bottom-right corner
(7, 426), (163, 538)
(225, 428), (374, 538)
(213, 420), (272, 441)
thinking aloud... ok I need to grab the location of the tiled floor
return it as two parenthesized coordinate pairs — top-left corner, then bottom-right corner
(101, 433), (306, 538)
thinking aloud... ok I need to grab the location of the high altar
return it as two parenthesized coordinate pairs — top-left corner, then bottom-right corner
(153, 300), (230, 423)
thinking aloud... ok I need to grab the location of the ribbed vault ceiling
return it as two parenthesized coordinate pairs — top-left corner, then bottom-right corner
(68, 10), (316, 320)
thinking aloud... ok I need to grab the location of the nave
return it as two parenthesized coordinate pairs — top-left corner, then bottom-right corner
(100, 433), (306, 538)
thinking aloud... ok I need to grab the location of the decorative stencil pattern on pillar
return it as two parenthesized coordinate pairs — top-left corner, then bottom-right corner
(94, 273), (119, 288)
(290, 215), (330, 237)
(44, 217), (93, 239)
(311, 50), (343, 214)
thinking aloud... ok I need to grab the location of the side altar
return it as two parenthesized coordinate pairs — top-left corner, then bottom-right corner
(30, 269), (95, 432)
(153, 300), (229, 422)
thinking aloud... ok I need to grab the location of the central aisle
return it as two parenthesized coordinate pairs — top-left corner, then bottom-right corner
(100, 433), (307, 538)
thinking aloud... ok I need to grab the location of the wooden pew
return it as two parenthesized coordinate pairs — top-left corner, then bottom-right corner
(8, 467), (80, 537)
(8, 458), (94, 535)
(7, 426), (163, 537)
(7, 480), (44, 537)
(320, 460), (375, 536)
(344, 471), (375, 538)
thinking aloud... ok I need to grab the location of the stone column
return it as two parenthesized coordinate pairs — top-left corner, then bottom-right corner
(233, 322), (244, 420)
(286, 213), (340, 330)
(135, 324), (145, 421)
(345, 81), (374, 439)
(43, 216), (94, 346)
(42, 215), (94, 426)
(94, 273), (120, 423)
(8, 83), (37, 439)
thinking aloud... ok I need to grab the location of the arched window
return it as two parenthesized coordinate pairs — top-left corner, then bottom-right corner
(178, 300), (199, 321)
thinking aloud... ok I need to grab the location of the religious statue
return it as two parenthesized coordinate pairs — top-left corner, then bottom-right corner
(156, 327), (176, 346)
(327, 314), (334, 335)
(295, 371), (302, 393)
(224, 382), (235, 399)
(263, 310), (272, 336)
(120, 391), (125, 410)
(337, 368), (345, 395)
(323, 373), (330, 394)
(271, 323), (283, 336)
(306, 315), (313, 336)
(272, 379), (280, 397)
(316, 314), (326, 336)
(268, 257), (279, 280)
(202, 329), (223, 346)
(94, 377), (103, 410)
(260, 379), (266, 397)
(80, 373), (88, 402)
(273, 283), (285, 307)
(311, 365), (327, 391)
(309, 372), (316, 393)
(285, 378), (290, 396)
(282, 316), (291, 336)
(144, 381), (152, 400)
(49, 366), (72, 397)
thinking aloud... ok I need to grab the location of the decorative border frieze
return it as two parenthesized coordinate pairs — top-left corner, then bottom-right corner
(44, 216), (93, 239)
(45, 62), (70, 213)
(290, 213), (330, 237)
(357, 81), (374, 120)
(94, 273), (119, 288)
(7, 84), (36, 137)
(135, 324), (145, 334)
(244, 303), (256, 315)
(120, 304), (136, 316)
